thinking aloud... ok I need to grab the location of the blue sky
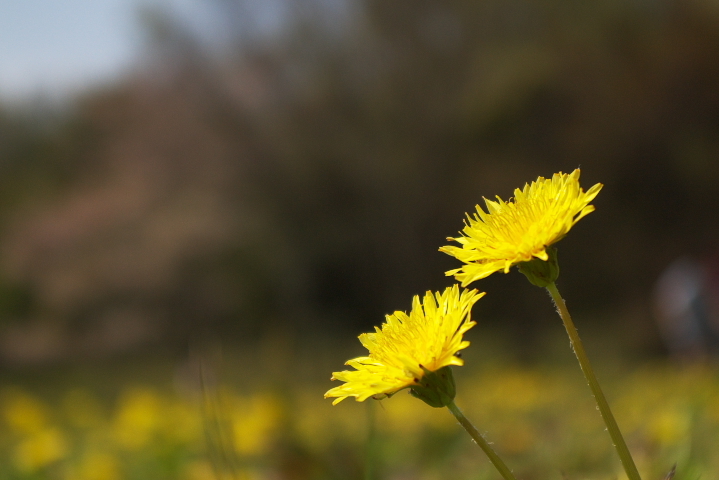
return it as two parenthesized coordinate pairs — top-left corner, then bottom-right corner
(0, 0), (239, 103)
(0, 0), (343, 104)
(0, 0), (145, 103)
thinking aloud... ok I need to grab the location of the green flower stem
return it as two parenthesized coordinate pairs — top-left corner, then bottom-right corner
(446, 400), (518, 480)
(546, 281), (641, 480)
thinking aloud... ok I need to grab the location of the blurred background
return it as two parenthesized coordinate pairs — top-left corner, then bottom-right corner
(1, 0), (719, 479)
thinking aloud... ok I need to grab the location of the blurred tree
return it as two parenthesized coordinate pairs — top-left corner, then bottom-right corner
(2, 0), (719, 362)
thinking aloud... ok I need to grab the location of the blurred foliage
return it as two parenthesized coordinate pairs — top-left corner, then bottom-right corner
(1, 0), (719, 360)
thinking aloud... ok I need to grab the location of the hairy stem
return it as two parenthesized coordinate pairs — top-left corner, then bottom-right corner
(447, 400), (518, 480)
(546, 281), (641, 480)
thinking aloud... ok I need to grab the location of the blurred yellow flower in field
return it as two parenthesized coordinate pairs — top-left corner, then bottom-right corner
(325, 285), (484, 405)
(231, 393), (281, 455)
(440, 169), (602, 286)
(649, 406), (691, 446)
(383, 389), (448, 435)
(295, 391), (365, 452)
(2, 389), (49, 435)
(112, 388), (162, 450)
(13, 427), (68, 473)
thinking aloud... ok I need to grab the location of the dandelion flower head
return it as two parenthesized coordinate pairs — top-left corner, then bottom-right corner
(325, 285), (484, 405)
(440, 169), (602, 286)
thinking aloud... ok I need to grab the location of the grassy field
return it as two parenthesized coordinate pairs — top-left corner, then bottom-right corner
(0, 336), (716, 480)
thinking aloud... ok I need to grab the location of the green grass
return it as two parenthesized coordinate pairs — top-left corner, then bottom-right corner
(0, 336), (716, 480)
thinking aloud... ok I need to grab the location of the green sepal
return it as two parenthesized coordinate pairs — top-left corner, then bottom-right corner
(409, 366), (456, 408)
(517, 246), (560, 287)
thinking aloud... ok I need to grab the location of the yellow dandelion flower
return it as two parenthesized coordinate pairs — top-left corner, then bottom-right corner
(325, 285), (484, 405)
(440, 169), (602, 286)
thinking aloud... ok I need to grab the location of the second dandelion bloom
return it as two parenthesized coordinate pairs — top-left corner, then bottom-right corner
(325, 285), (484, 407)
(440, 168), (602, 286)
(325, 285), (519, 480)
